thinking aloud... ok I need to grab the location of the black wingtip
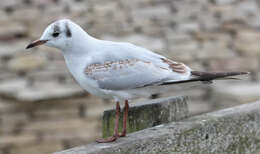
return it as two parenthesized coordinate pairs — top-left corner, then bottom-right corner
(160, 71), (251, 86)
(234, 71), (251, 76)
(243, 71), (250, 75)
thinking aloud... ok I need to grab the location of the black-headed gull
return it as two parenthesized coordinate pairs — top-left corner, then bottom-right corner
(26, 19), (249, 143)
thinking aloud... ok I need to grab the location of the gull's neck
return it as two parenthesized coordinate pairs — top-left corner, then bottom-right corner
(64, 32), (97, 55)
(61, 26), (101, 76)
(61, 21), (103, 56)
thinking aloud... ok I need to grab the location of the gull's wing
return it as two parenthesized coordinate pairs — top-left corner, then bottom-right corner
(85, 58), (191, 90)
(83, 41), (249, 91)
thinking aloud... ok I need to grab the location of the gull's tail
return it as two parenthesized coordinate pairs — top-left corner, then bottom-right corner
(161, 71), (250, 85)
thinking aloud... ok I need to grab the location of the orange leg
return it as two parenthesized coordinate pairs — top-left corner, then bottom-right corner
(96, 102), (120, 143)
(119, 100), (129, 137)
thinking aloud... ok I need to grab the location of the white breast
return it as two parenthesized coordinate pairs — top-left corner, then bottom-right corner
(63, 53), (113, 99)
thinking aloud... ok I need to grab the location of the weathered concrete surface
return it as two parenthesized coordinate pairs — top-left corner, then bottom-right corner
(54, 101), (260, 154)
(102, 96), (189, 137)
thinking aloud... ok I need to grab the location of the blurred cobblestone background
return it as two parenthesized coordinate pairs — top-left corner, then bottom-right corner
(0, 0), (260, 153)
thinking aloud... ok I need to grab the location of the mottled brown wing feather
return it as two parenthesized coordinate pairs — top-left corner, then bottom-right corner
(161, 58), (187, 73)
(84, 59), (173, 90)
(85, 59), (138, 76)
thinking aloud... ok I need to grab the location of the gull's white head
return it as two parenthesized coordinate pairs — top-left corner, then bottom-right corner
(26, 19), (85, 50)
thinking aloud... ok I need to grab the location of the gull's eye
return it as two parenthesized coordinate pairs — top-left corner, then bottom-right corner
(52, 32), (60, 38)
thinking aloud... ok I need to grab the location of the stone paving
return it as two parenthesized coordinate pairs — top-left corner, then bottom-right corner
(0, 0), (260, 153)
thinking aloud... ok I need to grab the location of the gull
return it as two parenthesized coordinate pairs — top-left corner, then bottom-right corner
(26, 19), (249, 143)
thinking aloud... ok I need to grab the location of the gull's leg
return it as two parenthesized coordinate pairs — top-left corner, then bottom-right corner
(96, 102), (120, 143)
(119, 100), (129, 137)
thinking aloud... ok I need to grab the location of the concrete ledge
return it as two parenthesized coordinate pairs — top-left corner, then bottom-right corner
(103, 96), (189, 137)
(54, 101), (260, 154)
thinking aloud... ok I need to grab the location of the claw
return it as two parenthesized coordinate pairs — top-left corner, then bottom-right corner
(96, 102), (120, 143)
(96, 135), (118, 143)
(95, 100), (129, 143)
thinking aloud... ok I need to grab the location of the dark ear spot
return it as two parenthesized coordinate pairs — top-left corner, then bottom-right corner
(65, 23), (72, 37)
(53, 24), (60, 33)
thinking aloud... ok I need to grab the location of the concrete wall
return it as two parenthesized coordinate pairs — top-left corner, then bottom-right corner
(55, 101), (260, 154)
(102, 96), (189, 138)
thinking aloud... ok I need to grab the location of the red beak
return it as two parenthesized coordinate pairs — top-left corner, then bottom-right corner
(26, 40), (48, 49)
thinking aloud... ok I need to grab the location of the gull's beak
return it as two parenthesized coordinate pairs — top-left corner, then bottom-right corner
(26, 40), (48, 49)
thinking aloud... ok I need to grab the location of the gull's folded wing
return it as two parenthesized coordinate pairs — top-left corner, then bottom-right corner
(84, 58), (190, 90)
